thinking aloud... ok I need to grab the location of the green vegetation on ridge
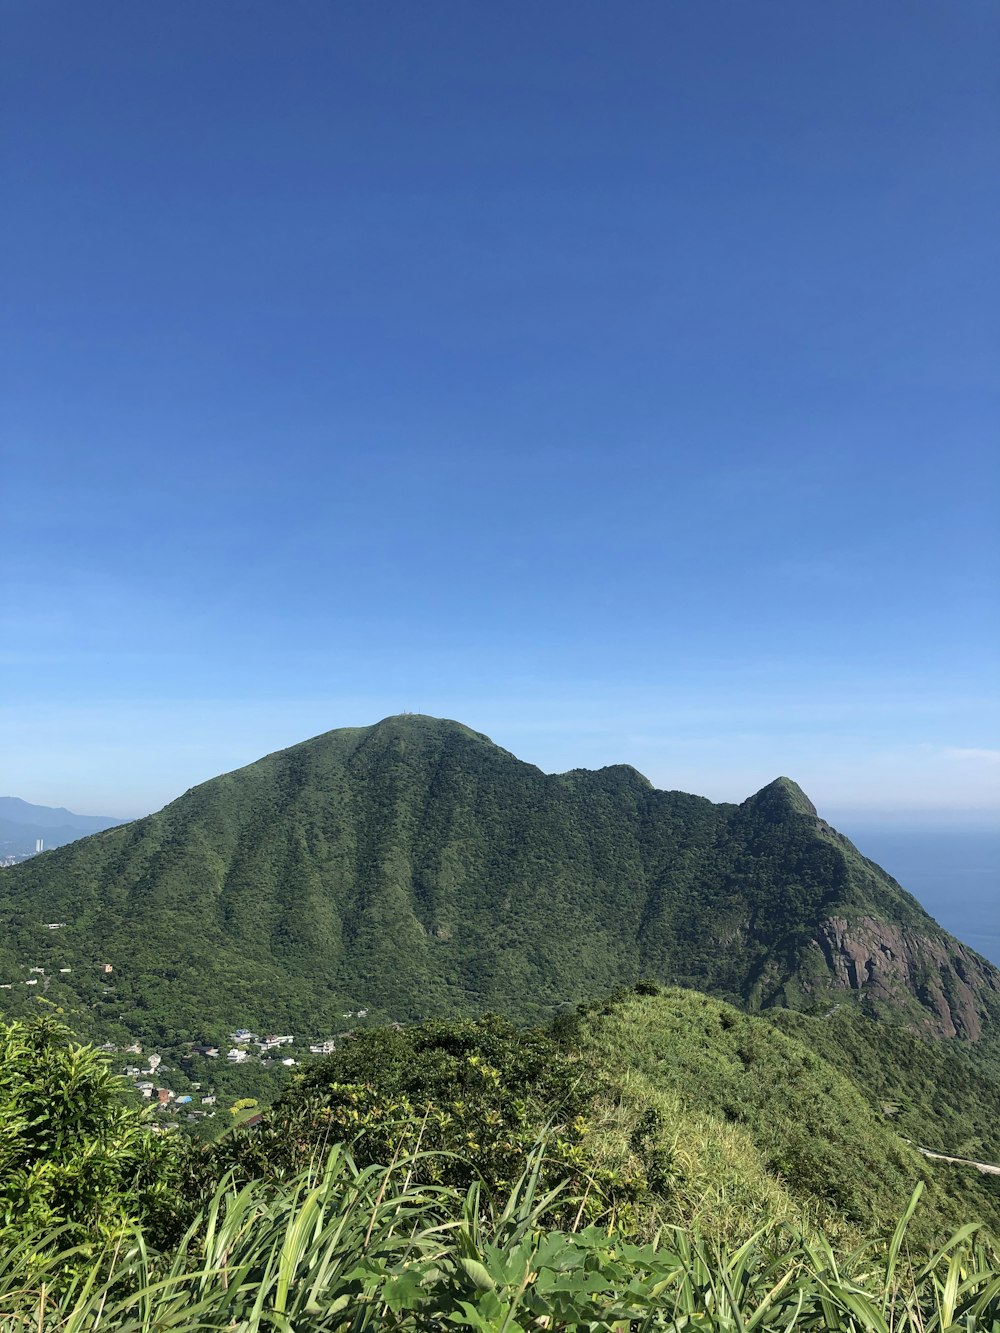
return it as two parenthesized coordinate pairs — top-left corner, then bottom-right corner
(1, 715), (995, 1048)
(566, 988), (1000, 1244)
(176, 987), (1000, 1250)
(4, 991), (1000, 1330)
(768, 1005), (1000, 1164)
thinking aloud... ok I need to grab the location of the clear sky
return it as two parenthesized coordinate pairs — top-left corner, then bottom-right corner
(2, 2), (998, 826)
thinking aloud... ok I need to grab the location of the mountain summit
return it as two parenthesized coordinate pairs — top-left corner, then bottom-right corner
(742, 776), (818, 820)
(0, 715), (996, 1042)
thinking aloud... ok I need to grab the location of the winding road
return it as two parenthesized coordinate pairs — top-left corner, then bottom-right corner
(915, 1146), (1000, 1177)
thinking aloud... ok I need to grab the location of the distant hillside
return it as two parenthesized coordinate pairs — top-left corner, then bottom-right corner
(768, 1004), (1000, 1164)
(0, 797), (123, 858)
(0, 715), (997, 1043)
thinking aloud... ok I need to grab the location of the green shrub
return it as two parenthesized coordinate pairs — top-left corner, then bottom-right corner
(0, 1016), (179, 1250)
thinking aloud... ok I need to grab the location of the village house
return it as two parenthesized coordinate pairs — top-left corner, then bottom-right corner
(258, 1034), (294, 1052)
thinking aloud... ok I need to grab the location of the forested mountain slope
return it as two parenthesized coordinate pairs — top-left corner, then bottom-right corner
(0, 714), (997, 1043)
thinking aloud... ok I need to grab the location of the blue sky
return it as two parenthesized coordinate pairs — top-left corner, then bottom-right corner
(2, 1), (998, 825)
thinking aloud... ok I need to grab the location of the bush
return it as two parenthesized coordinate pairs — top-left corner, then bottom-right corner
(0, 1016), (180, 1247)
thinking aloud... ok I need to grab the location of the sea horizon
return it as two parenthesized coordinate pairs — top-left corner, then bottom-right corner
(839, 826), (1000, 969)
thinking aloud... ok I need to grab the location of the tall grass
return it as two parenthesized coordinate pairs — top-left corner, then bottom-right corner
(2, 1152), (999, 1331)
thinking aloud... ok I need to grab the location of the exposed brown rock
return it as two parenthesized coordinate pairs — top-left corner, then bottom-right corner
(815, 915), (1000, 1040)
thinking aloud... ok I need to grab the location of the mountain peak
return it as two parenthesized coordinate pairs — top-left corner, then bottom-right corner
(368, 713), (493, 740)
(743, 776), (818, 820)
(6, 724), (997, 1046)
(351, 713), (507, 755)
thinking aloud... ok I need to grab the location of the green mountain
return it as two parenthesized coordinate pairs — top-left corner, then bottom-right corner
(0, 714), (997, 1044)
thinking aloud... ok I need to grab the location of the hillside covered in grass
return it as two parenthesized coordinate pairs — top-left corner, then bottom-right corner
(768, 1004), (1000, 1166)
(186, 986), (1000, 1251)
(568, 988), (1000, 1245)
(4, 990), (1000, 1330)
(1, 715), (996, 1047)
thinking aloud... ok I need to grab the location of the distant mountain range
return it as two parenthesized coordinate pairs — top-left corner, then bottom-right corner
(0, 715), (997, 1044)
(0, 797), (123, 858)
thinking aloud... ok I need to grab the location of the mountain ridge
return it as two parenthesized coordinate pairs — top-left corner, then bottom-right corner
(0, 797), (125, 859)
(0, 796), (123, 831)
(0, 714), (996, 1045)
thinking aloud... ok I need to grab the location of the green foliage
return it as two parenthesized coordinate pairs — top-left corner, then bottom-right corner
(2, 715), (993, 1048)
(178, 996), (1000, 1251)
(228, 1096), (260, 1119)
(0, 1016), (179, 1247)
(190, 1015), (653, 1234)
(3, 1149), (1000, 1331)
(567, 985), (1000, 1246)
(769, 1004), (1000, 1162)
(2, 994), (1000, 1328)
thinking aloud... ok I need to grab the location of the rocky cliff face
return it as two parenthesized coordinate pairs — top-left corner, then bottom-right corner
(815, 915), (1000, 1040)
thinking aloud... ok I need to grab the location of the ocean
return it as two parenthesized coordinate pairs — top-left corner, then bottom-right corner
(839, 828), (1000, 968)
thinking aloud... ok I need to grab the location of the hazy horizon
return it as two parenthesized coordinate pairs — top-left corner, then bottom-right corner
(6, 711), (998, 832)
(3, 3), (997, 825)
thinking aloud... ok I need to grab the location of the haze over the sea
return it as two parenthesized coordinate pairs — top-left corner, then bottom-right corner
(838, 828), (1000, 968)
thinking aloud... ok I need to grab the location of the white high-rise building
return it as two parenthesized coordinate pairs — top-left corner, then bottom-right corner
(35, 838), (44, 853)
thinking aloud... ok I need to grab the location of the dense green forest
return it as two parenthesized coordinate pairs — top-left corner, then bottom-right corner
(4, 716), (1000, 1326)
(1, 715), (997, 1049)
(4, 986), (1000, 1330)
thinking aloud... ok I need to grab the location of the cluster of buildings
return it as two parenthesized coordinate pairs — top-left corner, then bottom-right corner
(0, 961), (77, 990)
(99, 1047), (217, 1123)
(114, 1019), (371, 1114)
(191, 1030), (300, 1065)
(2, 939), (374, 1124)
(190, 1021), (371, 1064)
